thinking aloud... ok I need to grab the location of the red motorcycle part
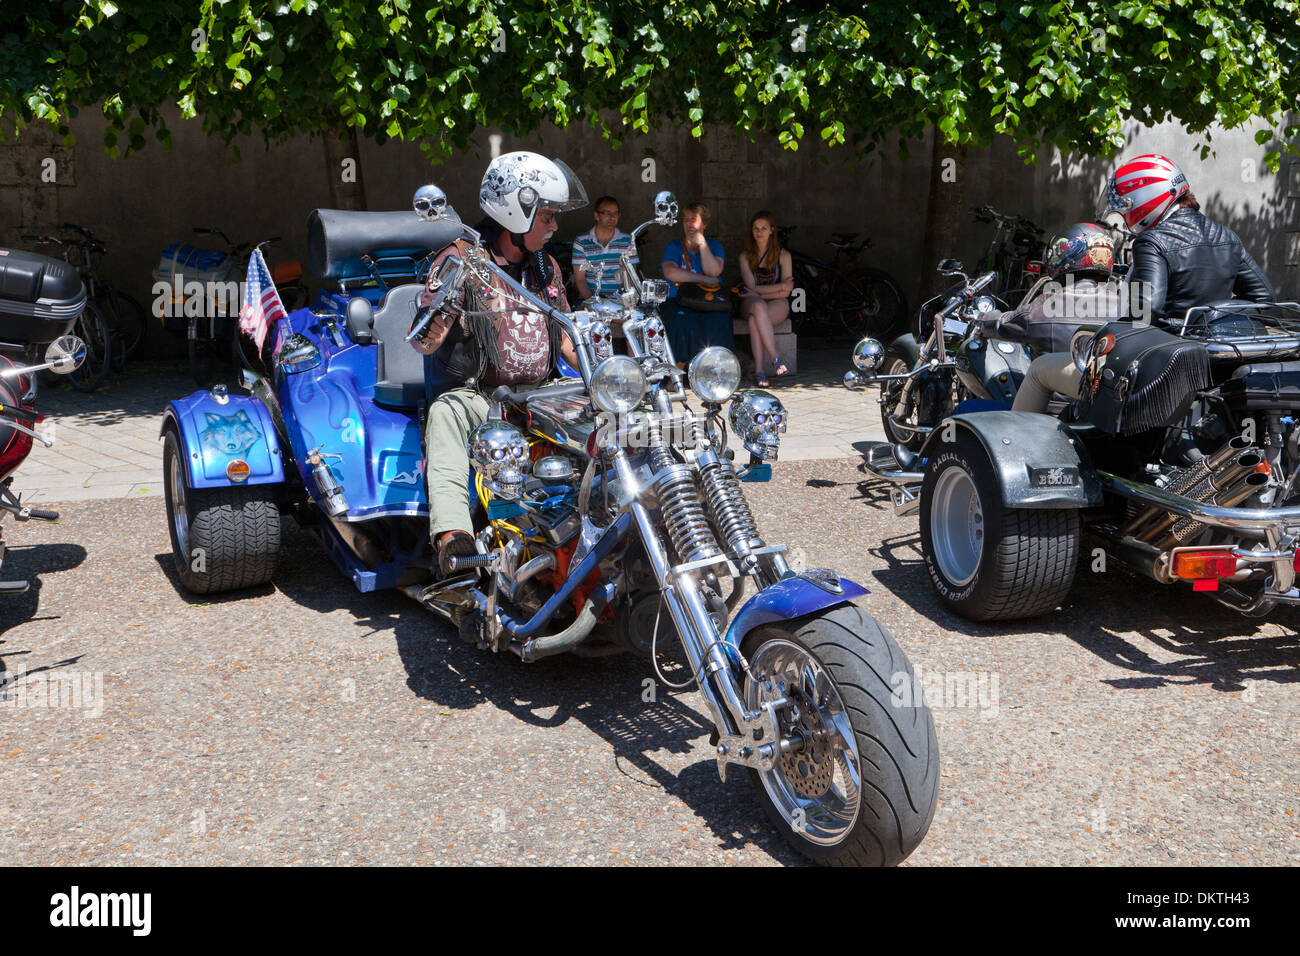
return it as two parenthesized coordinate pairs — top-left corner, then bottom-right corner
(0, 355), (35, 483)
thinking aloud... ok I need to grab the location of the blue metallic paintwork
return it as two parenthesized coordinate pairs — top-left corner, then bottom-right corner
(162, 392), (286, 489)
(272, 302), (429, 520)
(722, 576), (870, 650)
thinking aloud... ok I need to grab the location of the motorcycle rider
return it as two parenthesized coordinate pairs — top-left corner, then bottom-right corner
(1105, 154), (1274, 320)
(410, 151), (585, 574)
(979, 222), (1128, 413)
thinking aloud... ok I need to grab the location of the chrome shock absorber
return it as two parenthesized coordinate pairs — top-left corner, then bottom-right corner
(648, 425), (722, 564)
(697, 450), (764, 563)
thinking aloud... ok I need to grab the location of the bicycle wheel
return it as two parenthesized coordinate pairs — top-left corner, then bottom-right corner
(844, 267), (908, 340)
(824, 273), (868, 341)
(104, 287), (148, 358)
(68, 301), (110, 392)
(97, 291), (127, 372)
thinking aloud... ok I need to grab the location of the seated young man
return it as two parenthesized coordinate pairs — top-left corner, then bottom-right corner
(409, 151), (583, 574)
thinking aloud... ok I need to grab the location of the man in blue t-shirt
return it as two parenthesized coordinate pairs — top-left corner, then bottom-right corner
(571, 195), (638, 300)
(660, 201), (732, 365)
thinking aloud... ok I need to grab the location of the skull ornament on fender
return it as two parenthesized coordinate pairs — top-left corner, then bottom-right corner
(467, 421), (530, 499)
(588, 321), (614, 363)
(729, 389), (788, 461)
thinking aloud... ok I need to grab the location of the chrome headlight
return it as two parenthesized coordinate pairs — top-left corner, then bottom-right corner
(729, 389), (787, 461)
(467, 421), (530, 499)
(590, 355), (647, 414)
(851, 337), (885, 375)
(688, 346), (741, 403)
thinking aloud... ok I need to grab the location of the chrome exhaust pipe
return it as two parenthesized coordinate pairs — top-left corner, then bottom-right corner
(1135, 448), (1264, 544)
(1122, 437), (1251, 538)
(1155, 471), (1269, 550)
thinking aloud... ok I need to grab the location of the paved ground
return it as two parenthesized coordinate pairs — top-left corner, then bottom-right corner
(3, 351), (1294, 866)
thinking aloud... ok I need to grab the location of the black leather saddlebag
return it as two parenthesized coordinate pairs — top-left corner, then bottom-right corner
(1080, 322), (1211, 435)
(0, 247), (86, 345)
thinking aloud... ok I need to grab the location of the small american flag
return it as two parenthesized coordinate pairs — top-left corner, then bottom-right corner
(238, 248), (287, 354)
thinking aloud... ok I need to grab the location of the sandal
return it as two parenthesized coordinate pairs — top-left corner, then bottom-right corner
(773, 359), (789, 377)
(756, 374), (770, 388)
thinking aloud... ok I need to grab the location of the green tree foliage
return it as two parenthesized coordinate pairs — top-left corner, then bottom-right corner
(2, 0), (1298, 166)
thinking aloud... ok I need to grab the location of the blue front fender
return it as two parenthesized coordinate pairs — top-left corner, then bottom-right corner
(161, 391), (286, 490)
(723, 574), (869, 651)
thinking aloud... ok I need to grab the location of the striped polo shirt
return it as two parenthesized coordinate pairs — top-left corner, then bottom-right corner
(571, 227), (638, 299)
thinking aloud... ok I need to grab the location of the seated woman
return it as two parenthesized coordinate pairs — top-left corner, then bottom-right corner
(660, 202), (732, 367)
(738, 210), (794, 387)
(978, 222), (1127, 413)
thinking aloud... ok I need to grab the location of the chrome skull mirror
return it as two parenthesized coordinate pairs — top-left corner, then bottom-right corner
(413, 185), (448, 221)
(467, 421), (530, 499)
(653, 191), (679, 226)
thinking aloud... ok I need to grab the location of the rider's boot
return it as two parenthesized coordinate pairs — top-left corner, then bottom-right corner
(436, 530), (477, 576)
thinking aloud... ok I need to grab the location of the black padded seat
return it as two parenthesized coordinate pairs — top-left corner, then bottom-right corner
(368, 284), (427, 408)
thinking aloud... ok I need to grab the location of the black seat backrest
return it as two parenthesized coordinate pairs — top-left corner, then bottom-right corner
(369, 284), (426, 408)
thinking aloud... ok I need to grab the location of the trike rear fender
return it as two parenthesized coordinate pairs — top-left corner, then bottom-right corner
(919, 409), (1101, 510)
(161, 391), (285, 490)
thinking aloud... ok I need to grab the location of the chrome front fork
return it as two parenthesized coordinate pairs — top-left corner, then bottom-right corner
(611, 448), (787, 780)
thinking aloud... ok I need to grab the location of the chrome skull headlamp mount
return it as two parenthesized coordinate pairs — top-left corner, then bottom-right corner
(468, 421), (530, 500)
(729, 389), (788, 461)
(586, 320), (614, 364)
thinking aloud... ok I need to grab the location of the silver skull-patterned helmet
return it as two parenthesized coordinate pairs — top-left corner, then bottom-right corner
(467, 421), (530, 499)
(587, 320), (614, 363)
(653, 190), (679, 225)
(729, 389), (787, 461)
(642, 315), (668, 359)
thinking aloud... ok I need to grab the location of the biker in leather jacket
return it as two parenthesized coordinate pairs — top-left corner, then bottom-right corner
(1131, 203), (1275, 321)
(1106, 155), (1275, 321)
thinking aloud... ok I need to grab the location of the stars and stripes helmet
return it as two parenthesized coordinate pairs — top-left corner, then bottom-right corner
(1104, 154), (1190, 234)
(1044, 222), (1114, 280)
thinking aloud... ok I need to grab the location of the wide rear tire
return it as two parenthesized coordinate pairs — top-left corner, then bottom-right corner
(741, 604), (939, 866)
(920, 431), (1078, 620)
(163, 428), (280, 595)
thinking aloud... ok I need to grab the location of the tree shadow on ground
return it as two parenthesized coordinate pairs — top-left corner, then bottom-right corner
(267, 517), (803, 864)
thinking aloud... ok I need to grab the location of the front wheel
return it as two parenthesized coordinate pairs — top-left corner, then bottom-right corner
(742, 604), (939, 866)
(920, 431), (1078, 620)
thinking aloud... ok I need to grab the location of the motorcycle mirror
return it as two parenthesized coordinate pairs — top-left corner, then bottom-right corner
(413, 185), (448, 221)
(45, 335), (87, 374)
(653, 191), (679, 226)
(937, 258), (965, 276)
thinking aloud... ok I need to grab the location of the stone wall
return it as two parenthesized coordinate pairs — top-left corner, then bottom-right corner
(1, 104), (1295, 355)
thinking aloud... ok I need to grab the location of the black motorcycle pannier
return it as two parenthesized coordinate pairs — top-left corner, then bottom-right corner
(0, 247), (86, 345)
(1080, 322), (1211, 435)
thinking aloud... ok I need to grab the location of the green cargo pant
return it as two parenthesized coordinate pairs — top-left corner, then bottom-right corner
(425, 387), (491, 537)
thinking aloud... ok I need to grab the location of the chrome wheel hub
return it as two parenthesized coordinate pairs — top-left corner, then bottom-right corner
(746, 639), (861, 845)
(931, 466), (983, 586)
(169, 447), (191, 558)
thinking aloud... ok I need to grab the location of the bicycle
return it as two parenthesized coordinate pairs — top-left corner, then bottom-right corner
(21, 223), (147, 391)
(777, 226), (908, 342)
(971, 204), (1046, 307)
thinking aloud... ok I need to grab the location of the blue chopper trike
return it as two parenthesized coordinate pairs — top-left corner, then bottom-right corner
(160, 186), (938, 865)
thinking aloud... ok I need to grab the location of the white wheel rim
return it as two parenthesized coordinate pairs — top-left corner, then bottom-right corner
(931, 465), (984, 586)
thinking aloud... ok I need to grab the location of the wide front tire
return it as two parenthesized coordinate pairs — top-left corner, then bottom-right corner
(163, 428), (280, 595)
(920, 431), (1078, 620)
(741, 604), (939, 866)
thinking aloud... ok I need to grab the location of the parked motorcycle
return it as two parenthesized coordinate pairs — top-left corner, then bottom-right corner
(844, 259), (1029, 514)
(160, 187), (939, 865)
(853, 287), (1300, 620)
